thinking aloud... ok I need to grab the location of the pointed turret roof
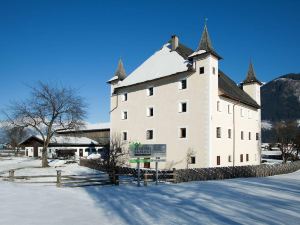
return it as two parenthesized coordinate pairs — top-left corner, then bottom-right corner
(107, 59), (127, 84)
(243, 62), (262, 85)
(197, 24), (214, 52)
(189, 23), (222, 59)
(114, 59), (126, 80)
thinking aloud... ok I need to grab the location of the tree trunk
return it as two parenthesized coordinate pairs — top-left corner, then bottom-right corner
(282, 153), (288, 164)
(42, 147), (49, 167)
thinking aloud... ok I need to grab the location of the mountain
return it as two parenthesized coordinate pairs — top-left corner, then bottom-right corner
(261, 73), (300, 122)
(261, 73), (300, 142)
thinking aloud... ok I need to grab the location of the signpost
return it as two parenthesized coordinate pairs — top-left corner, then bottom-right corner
(129, 144), (166, 186)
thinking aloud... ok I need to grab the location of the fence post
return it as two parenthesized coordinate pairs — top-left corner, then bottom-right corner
(172, 168), (177, 183)
(56, 170), (62, 187)
(9, 169), (15, 181)
(144, 171), (148, 186)
(112, 169), (119, 186)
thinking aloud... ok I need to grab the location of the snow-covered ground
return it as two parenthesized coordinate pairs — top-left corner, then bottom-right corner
(0, 157), (101, 183)
(0, 157), (300, 225)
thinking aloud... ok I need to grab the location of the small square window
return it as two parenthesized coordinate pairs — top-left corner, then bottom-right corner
(228, 105), (232, 114)
(146, 130), (153, 140)
(217, 156), (220, 165)
(216, 127), (221, 138)
(217, 101), (222, 112)
(241, 131), (244, 140)
(147, 107), (154, 117)
(180, 102), (187, 113)
(122, 132), (127, 141)
(147, 87), (154, 96)
(248, 132), (251, 140)
(256, 133), (259, 140)
(246, 154), (249, 161)
(200, 67), (204, 74)
(122, 93), (128, 101)
(190, 156), (196, 164)
(180, 128), (187, 138)
(228, 129), (232, 139)
(180, 79), (187, 89)
(228, 155), (232, 162)
(240, 154), (243, 162)
(122, 111), (128, 120)
(212, 67), (216, 74)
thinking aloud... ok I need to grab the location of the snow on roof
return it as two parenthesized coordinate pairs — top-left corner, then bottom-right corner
(83, 122), (110, 130)
(116, 43), (189, 88)
(21, 135), (99, 145)
(107, 76), (119, 83)
(188, 49), (206, 58)
(50, 136), (99, 145)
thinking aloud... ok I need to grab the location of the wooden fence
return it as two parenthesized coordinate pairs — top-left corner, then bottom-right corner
(1, 169), (113, 187)
(80, 158), (175, 184)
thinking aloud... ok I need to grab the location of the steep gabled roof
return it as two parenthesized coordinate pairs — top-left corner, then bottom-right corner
(167, 40), (194, 59)
(219, 70), (260, 108)
(115, 43), (191, 88)
(243, 62), (262, 85)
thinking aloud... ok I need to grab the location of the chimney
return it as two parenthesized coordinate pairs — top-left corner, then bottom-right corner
(171, 35), (179, 51)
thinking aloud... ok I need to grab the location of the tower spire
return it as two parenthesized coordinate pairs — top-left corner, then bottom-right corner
(189, 21), (222, 59)
(243, 61), (262, 85)
(114, 59), (126, 80)
(197, 21), (214, 52)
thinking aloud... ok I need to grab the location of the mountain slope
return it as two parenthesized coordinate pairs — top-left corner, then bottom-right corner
(261, 73), (300, 142)
(261, 73), (300, 122)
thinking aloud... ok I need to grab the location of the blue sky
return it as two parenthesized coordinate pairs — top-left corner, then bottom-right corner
(0, 0), (299, 123)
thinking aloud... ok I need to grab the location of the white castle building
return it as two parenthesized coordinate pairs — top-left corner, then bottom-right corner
(108, 25), (262, 169)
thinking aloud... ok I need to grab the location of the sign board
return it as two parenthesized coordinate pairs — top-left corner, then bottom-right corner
(129, 158), (166, 163)
(130, 144), (166, 158)
(151, 158), (166, 162)
(129, 158), (152, 163)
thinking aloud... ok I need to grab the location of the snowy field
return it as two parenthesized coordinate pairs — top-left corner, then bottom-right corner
(0, 157), (100, 177)
(0, 158), (300, 225)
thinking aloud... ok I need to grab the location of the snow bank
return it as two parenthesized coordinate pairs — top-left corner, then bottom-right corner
(87, 153), (102, 160)
(48, 160), (66, 167)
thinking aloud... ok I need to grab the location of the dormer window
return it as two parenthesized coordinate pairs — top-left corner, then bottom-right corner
(147, 87), (154, 96)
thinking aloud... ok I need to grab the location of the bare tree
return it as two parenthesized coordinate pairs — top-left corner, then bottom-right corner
(3, 125), (28, 152)
(294, 130), (300, 161)
(106, 133), (129, 172)
(3, 82), (86, 167)
(274, 121), (299, 163)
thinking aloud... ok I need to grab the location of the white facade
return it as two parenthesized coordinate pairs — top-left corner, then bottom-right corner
(25, 146), (103, 159)
(108, 26), (262, 169)
(22, 135), (103, 159)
